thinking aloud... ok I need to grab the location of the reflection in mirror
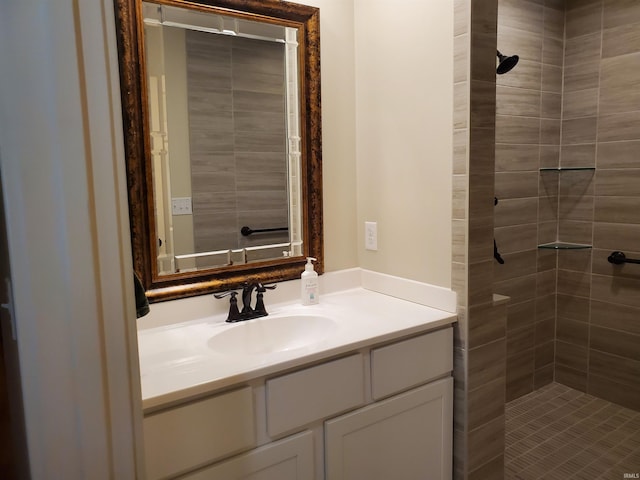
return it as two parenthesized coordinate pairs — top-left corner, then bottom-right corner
(114, 0), (322, 301)
(142, 3), (303, 275)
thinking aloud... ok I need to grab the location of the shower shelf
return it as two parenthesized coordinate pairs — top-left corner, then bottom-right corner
(537, 242), (592, 250)
(539, 167), (595, 172)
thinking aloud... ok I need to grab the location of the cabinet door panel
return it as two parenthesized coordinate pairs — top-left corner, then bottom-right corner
(325, 378), (453, 480)
(182, 431), (314, 480)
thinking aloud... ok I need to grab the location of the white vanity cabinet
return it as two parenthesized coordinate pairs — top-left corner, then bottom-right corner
(325, 378), (453, 480)
(143, 325), (453, 480)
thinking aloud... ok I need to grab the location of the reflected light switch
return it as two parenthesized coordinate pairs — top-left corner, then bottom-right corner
(171, 197), (192, 215)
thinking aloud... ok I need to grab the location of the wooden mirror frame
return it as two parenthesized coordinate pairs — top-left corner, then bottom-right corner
(114, 0), (322, 302)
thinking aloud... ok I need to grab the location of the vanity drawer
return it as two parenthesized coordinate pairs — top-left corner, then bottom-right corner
(266, 354), (365, 436)
(144, 387), (255, 480)
(371, 327), (453, 400)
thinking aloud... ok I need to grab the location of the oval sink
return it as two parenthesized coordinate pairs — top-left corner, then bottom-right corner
(208, 314), (337, 356)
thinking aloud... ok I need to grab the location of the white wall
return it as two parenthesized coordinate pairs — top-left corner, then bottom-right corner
(0, 0), (143, 477)
(354, 0), (453, 288)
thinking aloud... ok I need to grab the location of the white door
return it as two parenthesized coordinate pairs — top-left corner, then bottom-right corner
(325, 378), (453, 480)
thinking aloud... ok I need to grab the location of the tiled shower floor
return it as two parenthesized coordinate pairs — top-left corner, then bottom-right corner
(505, 382), (640, 479)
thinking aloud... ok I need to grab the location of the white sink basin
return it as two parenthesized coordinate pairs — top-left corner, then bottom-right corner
(207, 314), (338, 355)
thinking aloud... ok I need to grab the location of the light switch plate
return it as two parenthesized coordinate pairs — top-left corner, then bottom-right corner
(171, 197), (192, 215)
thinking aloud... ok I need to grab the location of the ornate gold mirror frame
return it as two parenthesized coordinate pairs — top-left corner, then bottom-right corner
(113, 0), (322, 302)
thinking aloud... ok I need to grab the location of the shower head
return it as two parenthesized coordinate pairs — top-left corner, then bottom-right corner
(496, 50), (519, 74)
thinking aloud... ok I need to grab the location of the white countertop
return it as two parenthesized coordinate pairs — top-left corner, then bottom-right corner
(138, 287), (456, 411)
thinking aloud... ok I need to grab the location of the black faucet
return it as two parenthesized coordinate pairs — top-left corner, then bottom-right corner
(214, 282), (277, 322)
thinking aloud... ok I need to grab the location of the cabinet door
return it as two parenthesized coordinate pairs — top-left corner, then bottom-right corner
(181, 431), (314, 480)
(325, 378), (453, 480)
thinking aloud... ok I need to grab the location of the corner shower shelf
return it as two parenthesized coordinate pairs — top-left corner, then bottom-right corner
(537, 242), (592, 250)
(539, 167), (595, 172)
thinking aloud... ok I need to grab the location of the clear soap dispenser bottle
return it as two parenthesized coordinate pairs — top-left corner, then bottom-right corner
(300, 257), (319, 305)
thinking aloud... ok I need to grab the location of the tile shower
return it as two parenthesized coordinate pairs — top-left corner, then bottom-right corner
(452, 0), (640, 478)
(494, 0), (640, 411)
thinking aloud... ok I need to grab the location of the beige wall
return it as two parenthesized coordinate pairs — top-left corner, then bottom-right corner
(354, 0), (453, 287)
(297, 0), (359, 273)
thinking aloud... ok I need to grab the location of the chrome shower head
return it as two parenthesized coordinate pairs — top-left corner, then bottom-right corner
(497, 50), (519, 74)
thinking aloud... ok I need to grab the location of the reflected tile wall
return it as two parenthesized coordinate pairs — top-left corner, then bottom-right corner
(186, 32), (289, 253)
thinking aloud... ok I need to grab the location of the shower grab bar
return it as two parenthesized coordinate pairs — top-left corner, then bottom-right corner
(241, 226), (288, 236)
(607, 251), (640, 265)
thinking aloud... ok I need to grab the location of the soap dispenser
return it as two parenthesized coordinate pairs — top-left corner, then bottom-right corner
(300, 257), (319, 305)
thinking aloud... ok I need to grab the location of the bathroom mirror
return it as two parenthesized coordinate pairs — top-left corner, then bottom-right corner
(114, 0), (322, 301)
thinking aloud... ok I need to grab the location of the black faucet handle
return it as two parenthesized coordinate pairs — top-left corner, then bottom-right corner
(254, 283), (276, 317)
(213, 291), (242, 322)
(213, 290), (238, 299)
(257, 283), (277, 292)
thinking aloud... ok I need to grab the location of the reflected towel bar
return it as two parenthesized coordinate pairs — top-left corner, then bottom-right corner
(241, 226), (288, 236)
(607, 251), (640, 265)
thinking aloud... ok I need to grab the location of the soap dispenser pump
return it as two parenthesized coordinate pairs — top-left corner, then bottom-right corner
(300, 257), (319, 305)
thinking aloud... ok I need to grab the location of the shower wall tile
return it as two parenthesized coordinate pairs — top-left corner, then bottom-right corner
(591, 273), (640, 309)
(495, 171), (539, 198)
(591, 299), (640, 335)
(557, 317), (589, 345)
(470, 81), (497, 128)
(599, 53), (640, 115)
(471, 32), (499, 82)
(562, 88), (598, 119)
(555, 364), (587, 392)
(594, 196), (640, 224)
(541, 92), (561, 119)
(468, 454), (504, 480)
(561, 117), (598, 144)
(542, 36), (564, 65)
(557, 269), (591, 297)
(497, 25), (542, 62)
(565, 3), (603, 38)
(564, 32), (602, 66)
(555, 340), (588, 371)
(499, 0), (544, 33)
(496, 116), (541, 144)
(494, 198), (538, 226)
(563, 62), (600, 91)
(588, 374), (640, 411)
(595, 169), (640, 196)
(468, 378), (506, 431)
(496, 86), (541, 117)
(494, 274), (537, 304)
(603, 0), (640, 29)
(467, 415), (506, 472)
(543, 6), (565, 39)
(455, 35), (470, 83)
(494, 224), (538, 253)
(454, 0), (470, 36)
(540, 145), (560, 168)
(468, 301), (507, 349)
(590, 326), (640, 361)
(540, 119), (561, 145)
(506, 299), (536, 332)
(497, 59), (542, 90)
(560, 144), (596, 168)
(597, 111), (640, 142)
(597, 140), (640, 168)
(493, 250), (537, 282)
(557, 248), (592, 271)
(602, 22), (640, 57)
(541, 64), (562, 92)
(495, 144), (539, 171)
